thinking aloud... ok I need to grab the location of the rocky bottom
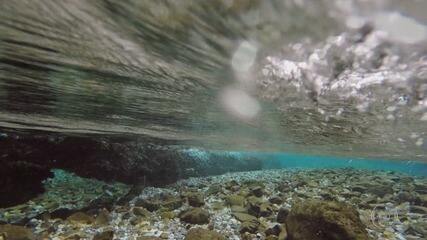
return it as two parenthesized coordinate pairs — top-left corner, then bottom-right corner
(1, 168), (427, 240)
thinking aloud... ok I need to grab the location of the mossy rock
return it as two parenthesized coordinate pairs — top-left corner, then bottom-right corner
(185, 228), (224, 240)
(269, 196), (284, 205)
(160, 211), (176, 220)
(206, 185), (222, 196)
(132, 207), (151, 217)
(93, 230), (114, 240)
(276, 208), (289, 223)
(187, 193), (205, 207)
(179, 208), (210, 224)
(242, 180), (265, 189)
(211, 201), (225, 211)
(95, 209), (110, 226)
(225, 180), (239, 190)
(66, 212), (95, 224)
(239, 220), (260, 234)
(225, 194), (245, 206)
(265, 236), (278, 240)
(232, 212), (257, 222)
(246, 196), (272, 217)
(136, 197), (182, 212)
(230, 206), (247, 213)
(137, 237), (162, 240)
(286, 200), (370, 240)
(0, 224), (34, 240)
(250, 186), (264, 197)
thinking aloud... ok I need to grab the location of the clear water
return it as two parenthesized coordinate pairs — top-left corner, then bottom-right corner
(259, 153), (427, 176)
(0, 0), (426, 160)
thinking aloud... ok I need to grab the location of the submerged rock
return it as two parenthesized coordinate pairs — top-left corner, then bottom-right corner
(135, 196), (182, 212)
(0, 131), (263, 208)
(137, 237), (162, 240)
(239, 220), (260, 234)
(0, 224), (34, 240)
(230, 206), (247, 213)
(250, 186), (264, 197)
(276, 208), (289, 223)
(0, 160), (52, 208)
(278, 226), (288, 240)
(185, 228), (224, 240)
(414, 181), (427, 193)
(286, 200), (369, 240)
(265, 224), (282, 236)
(269, 196), (284, 205)
(132, 207), (151, 217)
(246, 196), (272, 217)
(358, 181), (394, 197)
(232, 212), (257, 222)
(179, 208), (210, 224)
(187, 193), (205, 207)
(93, 230), (114, 240)
(395, 191), (417, 203)
(66, 212), (95, 224)
(417, 194), (427, 207)
(225, 195), (245, 206)
(95, 209), (110, 226)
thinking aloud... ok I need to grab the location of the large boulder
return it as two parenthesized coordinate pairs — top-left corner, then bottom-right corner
(286, 200), (369, 240)
(0, 160), (52, 208)
(0, 129), (263, 208)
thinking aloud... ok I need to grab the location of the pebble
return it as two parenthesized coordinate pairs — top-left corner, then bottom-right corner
(1, 169), (425, 240)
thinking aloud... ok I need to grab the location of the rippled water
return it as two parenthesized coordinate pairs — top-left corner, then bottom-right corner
(0, 0), (426, 160)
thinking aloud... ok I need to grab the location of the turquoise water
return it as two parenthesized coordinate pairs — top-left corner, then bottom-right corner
(250, 152), (427, 176)
(187, 148), (427, 176)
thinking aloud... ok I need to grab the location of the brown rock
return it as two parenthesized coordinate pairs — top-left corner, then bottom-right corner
(361, 181), (394, 197)
(239, 220), (260, 234)
(278, 225), (288, 240)
(185, 228), (224, 240)
(395, 191), (417, 203)
(187, 193), (205, 207)
(286, 200), (369, 240)
(265, 224), (281, 236)
(211, 201), (225, 211)
(241, 232), (257, 240)
(277, 208), (289, 223)
(232, 212), (257, 222)
(417, 194), (427, 207)
(265, 236), (278, 240)
(137, 237), (162, 240)
(93, 230), (114, 240)
(160, 211), (176, 220)
(0, 224), (34, 240)
(250, 186), (264, 197)
(67, 212), (95, 224)
(63, 233), (82, 240)
(410, 205), (427, 214)
(246, 197), (273, 217)
(206, 185), (222, 196)
(135, 196), (182, 212)
(162, 198), (184, 210)
(133, 207), (151, 217)
(95, 209), (110, 225)
(179, 208), (210, 224)
(269, 196), (283, 205)
(225, 195), (245, 206)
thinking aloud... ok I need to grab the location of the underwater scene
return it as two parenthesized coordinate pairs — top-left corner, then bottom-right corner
(0, 0), (427, 240)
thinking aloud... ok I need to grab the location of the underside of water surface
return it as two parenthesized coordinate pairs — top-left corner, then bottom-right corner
(0, 0), (427, 240)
